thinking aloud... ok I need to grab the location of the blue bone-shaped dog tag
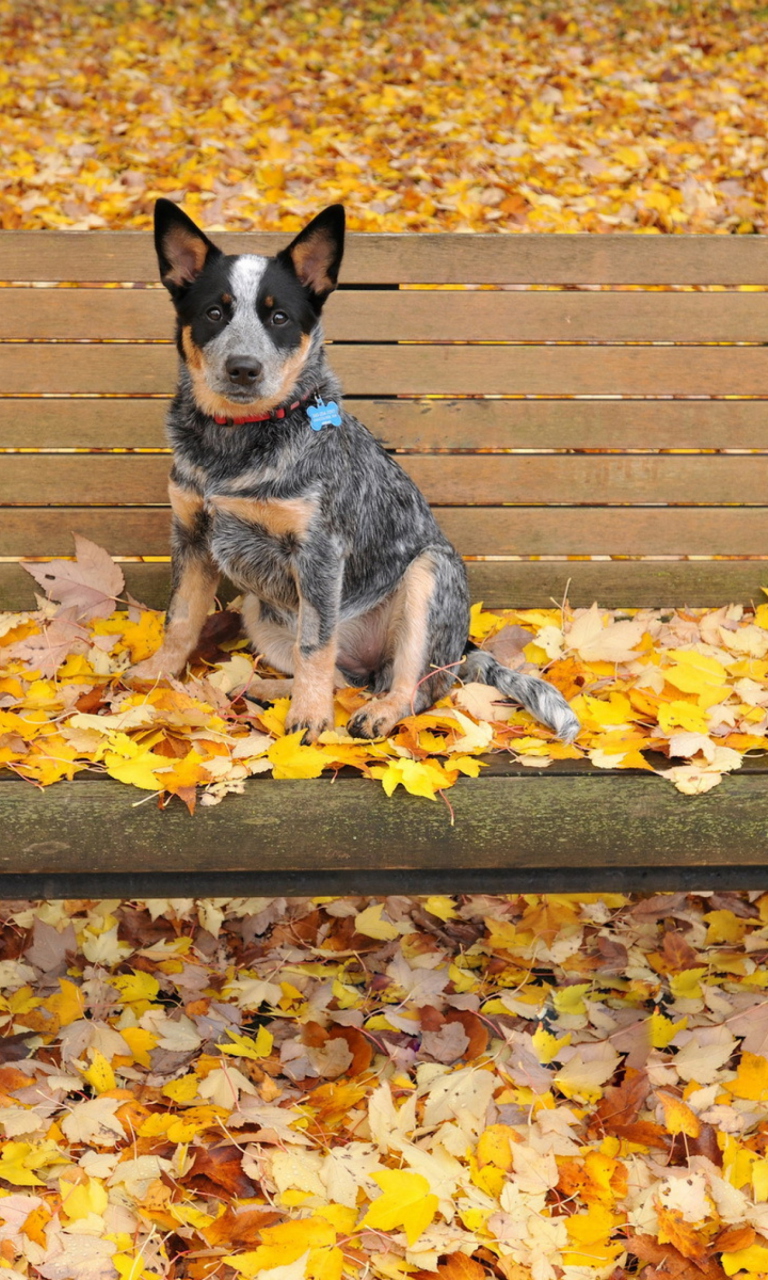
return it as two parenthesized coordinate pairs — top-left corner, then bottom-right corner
(307, 397), (342, 431)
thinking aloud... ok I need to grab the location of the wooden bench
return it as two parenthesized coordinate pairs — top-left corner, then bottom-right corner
(1, 230), (767, 898)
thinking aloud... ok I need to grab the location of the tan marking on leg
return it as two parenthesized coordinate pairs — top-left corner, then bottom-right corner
(168, 479), (204, 530)
(213, 495), (315, 539)
(130, 559), (217, 680)
(348, 553), (436, 739)
(287, 639), (337, 742)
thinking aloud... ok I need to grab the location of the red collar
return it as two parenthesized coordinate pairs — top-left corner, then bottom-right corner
(213, 389), (317, 426)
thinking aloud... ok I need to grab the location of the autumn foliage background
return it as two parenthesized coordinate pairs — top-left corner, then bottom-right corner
(4, 2), (768, 1279)
(3, 0), (768, 235)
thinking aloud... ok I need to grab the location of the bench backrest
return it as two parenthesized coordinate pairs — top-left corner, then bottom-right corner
(1, 231), (767, 611)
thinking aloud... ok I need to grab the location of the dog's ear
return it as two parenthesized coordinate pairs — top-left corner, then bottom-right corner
(154, 199), (221, 292)
(277, 205), (345, 306)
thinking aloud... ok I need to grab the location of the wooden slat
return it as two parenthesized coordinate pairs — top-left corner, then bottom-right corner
(3, 231), (768, 284)
(6, 288), (768, 342)
(3, 453), (767, 506)
(3, 343), (768, 396)
(3, 506), (768, 559)
(4, 397), (768, 452)
(1, 769), (767, 897)
(1, 559), (766, 613)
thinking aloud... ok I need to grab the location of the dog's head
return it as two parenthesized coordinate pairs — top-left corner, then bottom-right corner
(154, 200), (345, 419)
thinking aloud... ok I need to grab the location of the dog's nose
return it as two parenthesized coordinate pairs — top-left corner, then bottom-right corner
(226, 355), (262, 386)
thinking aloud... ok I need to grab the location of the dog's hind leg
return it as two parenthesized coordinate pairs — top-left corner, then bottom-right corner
(347, 547), (466, 740)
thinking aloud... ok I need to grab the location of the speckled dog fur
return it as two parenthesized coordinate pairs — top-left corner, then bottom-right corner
(131, 200), (579, 745)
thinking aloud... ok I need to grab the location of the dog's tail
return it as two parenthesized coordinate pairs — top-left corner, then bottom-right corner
(460, 645), (580, 744)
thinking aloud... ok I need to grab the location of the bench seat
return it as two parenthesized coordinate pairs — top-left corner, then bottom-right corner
(1, 230), (767, 894)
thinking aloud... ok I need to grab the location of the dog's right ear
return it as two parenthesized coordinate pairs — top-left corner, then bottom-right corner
(154, 199), (221, 293)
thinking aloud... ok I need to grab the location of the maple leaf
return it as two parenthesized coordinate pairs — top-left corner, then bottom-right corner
(22, 536), (124, 620)
(362, 1169), (439, 1245)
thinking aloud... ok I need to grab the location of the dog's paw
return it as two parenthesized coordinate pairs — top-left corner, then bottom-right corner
(347, 697), (403, 741)
(285, 695), (335, 744)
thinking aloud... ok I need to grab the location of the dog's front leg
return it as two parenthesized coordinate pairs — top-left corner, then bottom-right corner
(284, 541), (342, 743)
(130, 482), (219, 680)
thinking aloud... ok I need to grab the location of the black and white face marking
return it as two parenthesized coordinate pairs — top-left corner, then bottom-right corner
(181, 255), (319, 404)
(155, 199), (345, 413)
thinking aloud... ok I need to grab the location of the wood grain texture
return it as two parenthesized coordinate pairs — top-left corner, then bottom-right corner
(3, 231), (768, 284)
(6, 287), (768, 342)
(2, 559), (766, 612)
(3, 452), (767, 506)
(0, 771), (767, 896)
(2, 506), (767, 558)
(4, 343), (768, 396)
(4, 397), (768, 451)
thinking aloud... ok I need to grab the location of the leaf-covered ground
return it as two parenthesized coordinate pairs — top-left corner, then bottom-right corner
(2, 0), (768, 234)
(1, 539), (767, 807)
(1, 892), (768, 1280)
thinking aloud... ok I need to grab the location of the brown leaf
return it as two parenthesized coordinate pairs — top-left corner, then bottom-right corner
(625, 1234), (726, 1280)
(414, 1256), (490, 1280)
(662, 930), (701, 972)
(592, 1068), (650, 1132)
(203, 1206), (281, 1248)
(444, 1010), (489, 1059)
(188, 1144), (259, 1199)
(713, 1225), (755, 1253)
(327, 1026), (374, 1076)
(188, 609), (244, 664)
(656, 1204), (708, 1262)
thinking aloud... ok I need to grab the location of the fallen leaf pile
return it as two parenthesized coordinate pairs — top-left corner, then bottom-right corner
(0, 890), (768, 1280)
(3, 0), (768, 234)
(0, 537), (765, 808)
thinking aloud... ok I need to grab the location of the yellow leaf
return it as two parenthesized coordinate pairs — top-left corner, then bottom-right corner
(730, 1052), (768, 1103)
(361, 1169), (439, 1246)
(268, 730), (329, 779)
(217, 1026), (274, 1060)
(113, 1253), (161, 1280)
(704, 909), (746, 945)
(563, 1204), (623, 1267)
(83, 1049), (116, 1094)
(354, 903), (400, 940)
(531, 1026), (572, 1064)
(476, 1124), (519, 1170)
(110, 970), (160, 1007)
(669, 967), (707, 1001)
(423, 895), (458, 921)
(60, 1175), (108, 1222)
(224, 1216), (336, 1276)
(119, 1027), (158, 1068)
(42, 978), (85, 1029)
(657, 1093), (701, 1137)
(722, 1242), (768, 1275)
(552, 983), (591, 1016)
(162, 1073), (199, 1103)
(650, 1010), (687, 1049)
(0, 1142), (58, 1187)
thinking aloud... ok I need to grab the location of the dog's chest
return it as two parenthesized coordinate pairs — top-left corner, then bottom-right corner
(183, 453), (311, 603)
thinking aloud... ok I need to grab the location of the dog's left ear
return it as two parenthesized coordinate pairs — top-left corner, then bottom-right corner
(278, 205), (345, 306)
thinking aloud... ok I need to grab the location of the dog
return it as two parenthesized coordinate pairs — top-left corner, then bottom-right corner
(130, 199), (579, 746)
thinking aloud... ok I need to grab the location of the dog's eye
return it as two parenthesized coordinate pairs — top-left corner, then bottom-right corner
(206, 306), (223, 322)
(271, 310), (289, 326)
